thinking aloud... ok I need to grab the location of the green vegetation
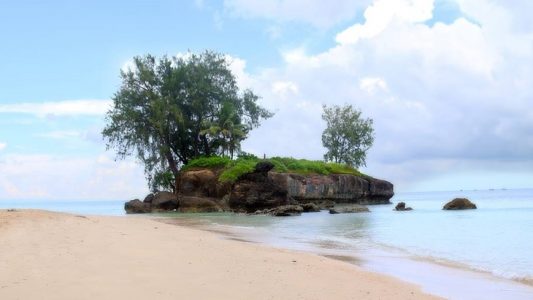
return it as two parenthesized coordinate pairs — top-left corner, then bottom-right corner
(182, 156), (231, 170)
(183, 155), (365, 183)
(322, 104), (374, 167)
(102, 51), (272, 192)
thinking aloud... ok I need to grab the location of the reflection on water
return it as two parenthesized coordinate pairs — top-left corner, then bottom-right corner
(159, 189), (533, 286)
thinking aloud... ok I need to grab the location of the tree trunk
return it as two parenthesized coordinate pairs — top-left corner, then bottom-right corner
(164, 150), (180, 194)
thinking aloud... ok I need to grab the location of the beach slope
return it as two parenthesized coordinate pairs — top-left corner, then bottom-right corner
(0, 210), (439, 299)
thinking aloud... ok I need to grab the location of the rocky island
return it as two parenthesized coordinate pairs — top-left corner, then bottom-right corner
(125, 158), (394, 214)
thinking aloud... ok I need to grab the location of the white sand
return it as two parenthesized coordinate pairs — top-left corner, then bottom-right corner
(0, 210), (440, 299)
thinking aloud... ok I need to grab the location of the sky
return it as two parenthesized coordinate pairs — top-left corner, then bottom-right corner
(1, 0), (533, 200)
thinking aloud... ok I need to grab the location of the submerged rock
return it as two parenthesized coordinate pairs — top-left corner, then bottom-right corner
(443, 198), (477, 210)
(329, 205), (370, 214)
(394, 202), (413, 211)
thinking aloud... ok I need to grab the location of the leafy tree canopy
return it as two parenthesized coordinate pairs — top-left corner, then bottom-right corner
(102, 51), (273, 192)
(321, 104), (374, 167)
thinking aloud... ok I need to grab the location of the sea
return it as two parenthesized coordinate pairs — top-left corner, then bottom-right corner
(3, 189), (533, 299)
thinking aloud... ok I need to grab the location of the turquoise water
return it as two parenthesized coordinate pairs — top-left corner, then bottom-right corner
(162, 189), (533, 285)
(2, 189), (533, 285)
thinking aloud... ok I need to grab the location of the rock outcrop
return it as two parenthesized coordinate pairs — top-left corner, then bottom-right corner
(301, 202), (320, 212)
(125, 191), (224, 214)
(228, 162), (292, 212)
(443, 198), (477, 210)
(124, 199), (151, 214)
(270, 173), (393, 205)
(394, 202), (413, 211)
(125, 162), (394, 214)
(329, 205), (370, 214)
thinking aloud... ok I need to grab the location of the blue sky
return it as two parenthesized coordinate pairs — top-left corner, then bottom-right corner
(1, 0), (533, 200)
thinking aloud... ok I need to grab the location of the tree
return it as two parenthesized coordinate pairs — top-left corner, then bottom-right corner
(102, 51), (273, 192)
(321, 104), (374, 167)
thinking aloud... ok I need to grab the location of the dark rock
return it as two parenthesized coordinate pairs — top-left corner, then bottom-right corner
(301, 202), (320, 212)
(180, 169), (219, 197)
(394, 202), (413, 211)
(124, 199), (151, 214)
(443, 198), (477, 210)
(365, 178), (395, 203)
(270, 205), (303, 217)
(151, 191), (179, 211)
(229, 166), (290, 213)
(329, 205), (370, 214)
(254, 161), (274, 173)
(317, 200), (336, 209)
(143, 193), (155, 203)
(271, 173), (394, 205)
(178, 196), (224, 213)
(129, 163), (394, 214)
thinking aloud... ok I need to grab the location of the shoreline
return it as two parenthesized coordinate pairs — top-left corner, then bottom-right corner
(159, 215), (533, 300)
(0, 209), (439, 300)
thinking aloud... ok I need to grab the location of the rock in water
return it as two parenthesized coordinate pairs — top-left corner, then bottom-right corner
(269, 205), (304, 216)
(301, 202), (320, 212)
(443, 198), (477, 210)
(394, 202), (413, 211)
(124, 199), (151, 214)
(329, 205), (370, 214)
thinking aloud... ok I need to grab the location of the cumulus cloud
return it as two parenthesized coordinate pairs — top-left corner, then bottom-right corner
(239, 0), (533, 191)
(0, 143), (6, 151)
(0, 100), (112, 117)
(223, 0), (370, 28)
(336, 0), (434, 45)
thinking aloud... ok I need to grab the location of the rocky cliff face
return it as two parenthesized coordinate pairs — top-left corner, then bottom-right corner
(271, 173), (393, 204)
(125, 162), (394, 213)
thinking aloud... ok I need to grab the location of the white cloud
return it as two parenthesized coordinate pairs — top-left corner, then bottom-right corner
(239, 0), (533, 191)
(0, 100), (112, 117)
(0, 153), (147, 200)
(359, 77), (388, 95)
(0, 143), (6, 151)
(336, 0), (434, 45)
(225, 55), (255, 90)
(224, 0), (370, 28)
(272, 81), (299, 98)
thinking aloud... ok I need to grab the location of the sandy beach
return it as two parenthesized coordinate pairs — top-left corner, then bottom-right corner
(0, 209), (439, 300)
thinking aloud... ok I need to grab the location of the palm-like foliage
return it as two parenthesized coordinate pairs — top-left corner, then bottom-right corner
(103, 51), (273, 192)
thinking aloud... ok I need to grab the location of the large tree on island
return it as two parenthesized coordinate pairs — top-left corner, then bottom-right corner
(321, 104), (374, 167)
(102, 51), (273, 192)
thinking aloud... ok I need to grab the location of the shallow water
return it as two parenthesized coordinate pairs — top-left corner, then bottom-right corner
(160, 189), (533, 285)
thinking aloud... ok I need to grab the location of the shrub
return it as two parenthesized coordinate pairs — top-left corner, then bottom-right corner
(219, 158), (258, 182)
(182, 156), (231, 170)
(183, 155), (365, 183)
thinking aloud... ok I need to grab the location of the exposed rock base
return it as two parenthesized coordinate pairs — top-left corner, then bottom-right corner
(443, 198), (477, 210)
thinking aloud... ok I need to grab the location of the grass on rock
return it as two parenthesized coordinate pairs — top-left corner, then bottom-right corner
(182, 155), (365, 183)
